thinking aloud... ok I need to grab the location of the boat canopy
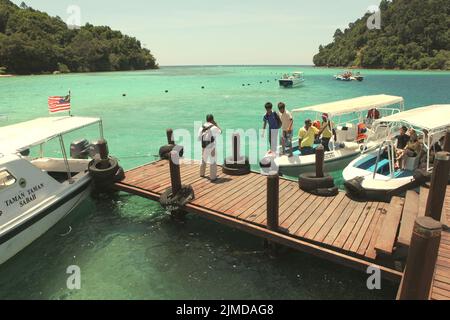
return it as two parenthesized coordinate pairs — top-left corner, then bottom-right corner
(373, 104), (450, 133)
(0, 116), (101, 153)
(292, 94), (404, 117)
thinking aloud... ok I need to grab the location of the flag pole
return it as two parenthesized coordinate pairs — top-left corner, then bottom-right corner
(68, 89), (72, 117)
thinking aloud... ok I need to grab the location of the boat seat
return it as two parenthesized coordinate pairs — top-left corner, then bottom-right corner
(367, 158), (390, 173)
(404, 155), (420, 171)
(335, 126), (348, 143)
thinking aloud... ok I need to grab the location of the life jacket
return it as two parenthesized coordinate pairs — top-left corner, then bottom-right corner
(357, 123), (368, 142)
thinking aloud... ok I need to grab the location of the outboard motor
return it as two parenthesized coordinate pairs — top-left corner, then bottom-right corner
(89, 139), (109, 159)
(70, 139), (90, 159)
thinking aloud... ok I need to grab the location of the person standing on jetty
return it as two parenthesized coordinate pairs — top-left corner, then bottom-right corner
(198, 114), (222, 182)
(278, 102), (294, 157)
(262, 102), (282, 154)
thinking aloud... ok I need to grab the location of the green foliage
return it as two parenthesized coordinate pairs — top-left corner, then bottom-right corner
(0, 0), (158, 74)
(313, 0), (450, 70)
(57, 62), (70, 73)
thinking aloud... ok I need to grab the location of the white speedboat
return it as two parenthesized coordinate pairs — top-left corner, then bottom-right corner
(279, 72), (305, 88)
(335, 71), (364, 82)
(274, 95), (405, 176)
(343, 105), (450, 198)
(0, 116), (114, 265)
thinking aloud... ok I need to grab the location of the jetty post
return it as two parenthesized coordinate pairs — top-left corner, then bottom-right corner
(425, 151), (450, 221)
(232, 133), (240, 162)
(267, 173), (280, 232)
(169, 150), (182, 195)
(97, 139), (109, 159)
(166, 128), (175, 145)
(316, 145), (325, 178)
(398, 216), (442, 300)
(444, 128), (450, 152)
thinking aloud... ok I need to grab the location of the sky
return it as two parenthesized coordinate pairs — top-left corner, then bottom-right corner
(12, 0), (382, 66)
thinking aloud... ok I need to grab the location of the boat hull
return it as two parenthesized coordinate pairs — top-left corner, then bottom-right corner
(276, 149), (362, 177)
(279, 79), (305, 88)
(0, 179), (91, 265)
(342, 153), (415, 193)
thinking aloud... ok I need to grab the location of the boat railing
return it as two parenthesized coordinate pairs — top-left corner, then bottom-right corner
(373, 140), (396, 179)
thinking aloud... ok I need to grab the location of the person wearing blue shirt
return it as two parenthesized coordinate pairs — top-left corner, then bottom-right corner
(262, 102), (281, 153)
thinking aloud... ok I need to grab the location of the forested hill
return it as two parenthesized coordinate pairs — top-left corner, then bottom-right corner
(0, 0), (158, 75)
(313, 0), (450, 70)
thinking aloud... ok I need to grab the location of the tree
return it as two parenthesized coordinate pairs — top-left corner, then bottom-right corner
(0, 0), (158, 74)
(313, 0), (450, 70)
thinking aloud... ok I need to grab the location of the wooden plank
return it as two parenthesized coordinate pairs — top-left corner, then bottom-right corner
(397, 191), (420, 248)
(375, 197), (404, 255)
(433, 279), (450, 291)
(295, 195), (339, 239)
(288, 196), (328, 236)
(418, 187), (429, 217)
(208, 174), (261, 211)
(365, 212), (386, 260)
(253, 183), (301, 225)
(250, 181), (299, 224)
(431, 287), (450, 298)
(350, 202), (382, 253)
(282, 194), (318, 231)
(195, 174), (252, 207)
(314, 198), (358, 244)
(237, 180), (291, 221)
(302, 192), (347, 240)
(357, 203), (386, 256)
(343, 202), (376, 251)
(323, 199), (363, 246)
(278, 191), (312, 225)
(332, 201), (368, 249)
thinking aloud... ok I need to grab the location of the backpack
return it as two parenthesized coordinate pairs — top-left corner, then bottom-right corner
(201, 125), (215, 149)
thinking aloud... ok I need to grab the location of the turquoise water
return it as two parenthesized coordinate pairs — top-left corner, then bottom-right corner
(0, 66), (449, 299)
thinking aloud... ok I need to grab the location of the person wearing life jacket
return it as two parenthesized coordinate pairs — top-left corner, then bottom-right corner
(198, 114), (222, 182)
(357, 123), (368, 143)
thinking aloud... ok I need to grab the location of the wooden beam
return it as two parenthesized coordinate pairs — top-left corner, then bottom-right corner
(375, 197), (404, 255)
(418, 187), (429, 217)
(397, 191), (420, 248)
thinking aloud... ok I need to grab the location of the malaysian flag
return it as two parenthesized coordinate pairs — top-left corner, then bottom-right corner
(48, 94), (71, 114)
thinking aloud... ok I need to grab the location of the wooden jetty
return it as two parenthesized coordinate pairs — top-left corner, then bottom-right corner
(112, 130), (450, 299)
